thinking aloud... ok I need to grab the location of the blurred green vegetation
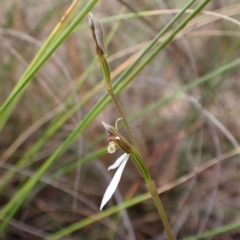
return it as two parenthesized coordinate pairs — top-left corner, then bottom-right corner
(0, 0), (240, 239)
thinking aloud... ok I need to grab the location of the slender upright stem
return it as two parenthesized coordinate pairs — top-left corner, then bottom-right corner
(98, 56), (138, 148)
(99, 55), (175, 239)
(91, 12), (174, 239)
(146, 181), (175, 240)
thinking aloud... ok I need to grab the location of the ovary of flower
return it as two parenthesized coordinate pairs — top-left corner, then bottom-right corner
(100, 153), (130, 210)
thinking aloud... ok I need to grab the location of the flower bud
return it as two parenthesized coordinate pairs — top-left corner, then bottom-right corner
(88, 12), (108, 57)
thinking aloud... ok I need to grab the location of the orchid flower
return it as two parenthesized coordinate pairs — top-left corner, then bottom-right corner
(100, 120), (132, 210)
(101, 120), (151, 210)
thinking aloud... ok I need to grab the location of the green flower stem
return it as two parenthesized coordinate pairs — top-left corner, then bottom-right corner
(130, 148), (151, 183)
(131, 149), (174, 240)
(146, 181), (175, 240)
(98, 41), (175, 240)
(98, 56), (138, 148)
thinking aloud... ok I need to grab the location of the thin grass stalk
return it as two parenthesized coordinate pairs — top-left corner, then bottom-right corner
(0, 17), (120, 191)
(112, 0), (197, 89)
(115, 0), (211, 92)
(0, 81), (100, 191)
(0, 0), (99, 130)
(129, 58), (240, 121)
(180, 220), (240, 240)
(0, 1), (81, 130)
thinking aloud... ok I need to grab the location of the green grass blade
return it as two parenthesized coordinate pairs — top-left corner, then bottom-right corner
(0, 0), (99, 130)
(113, 0), (197, 89)
(45, 192), (150, 240)
(115, 0), (211, 92)
(180, 221), (240, 240)
(130, 58), (240, 120)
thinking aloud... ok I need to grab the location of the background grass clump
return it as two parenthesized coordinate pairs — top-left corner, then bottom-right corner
(0, 0), (240, 239)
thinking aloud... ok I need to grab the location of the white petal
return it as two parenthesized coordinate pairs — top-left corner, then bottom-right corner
(108, 153), (129, 171)
(100, 157), (128, 210)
